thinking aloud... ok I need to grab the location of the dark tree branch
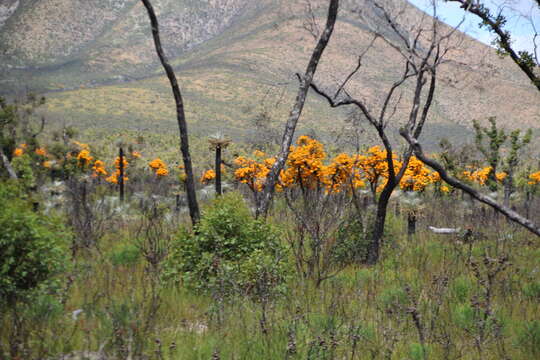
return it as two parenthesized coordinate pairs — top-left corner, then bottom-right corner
(0, 147), (17, 179)
(379, 61), (415, 125)
(141, 0), (200, 225)
(32, 116), (46, 139)
(447, 0), (540, 91)
(257, 0), (340, 217)
(401, 129), (540, 237)
(334, 34), (379, 98)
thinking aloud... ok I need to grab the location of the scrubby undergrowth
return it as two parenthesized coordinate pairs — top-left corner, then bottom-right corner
(0, 184), (538, 360)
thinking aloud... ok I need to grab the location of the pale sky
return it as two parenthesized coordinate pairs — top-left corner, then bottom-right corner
(408, 0), (540, 54)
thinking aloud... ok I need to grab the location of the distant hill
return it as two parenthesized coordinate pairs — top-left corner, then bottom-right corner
(0, 0), (538, 147)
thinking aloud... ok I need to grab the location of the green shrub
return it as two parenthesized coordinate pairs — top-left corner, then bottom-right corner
(164, 192), (289, 298)
(452, 304), (475, 330)
(11, 154), (36, 189)
(330, 216), (369, 265)
(0, 182), (69, 304)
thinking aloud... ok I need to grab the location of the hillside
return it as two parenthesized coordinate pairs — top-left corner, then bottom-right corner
(0, 0), (538, 146)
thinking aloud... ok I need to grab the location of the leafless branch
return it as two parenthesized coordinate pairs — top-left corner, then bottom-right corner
(257, 0), (340, 217)
(447, 0), (540, 91)
(302, 0), (321, 39)
(400, 129), (540, 237)
(334, 34), (379, 98)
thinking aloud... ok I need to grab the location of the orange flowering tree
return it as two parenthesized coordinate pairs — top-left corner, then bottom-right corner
(281, 137), (361, 284)
(234, 152), (276, 205)
(355, 146), (399, 199)
(520, 168), (540, 218)
(234, 137), (366, 283)
(77, 149), (94, 168)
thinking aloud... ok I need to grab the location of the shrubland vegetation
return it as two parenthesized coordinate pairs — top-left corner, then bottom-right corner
(0, 93), (539, 359)
(1, 0), (539, 359)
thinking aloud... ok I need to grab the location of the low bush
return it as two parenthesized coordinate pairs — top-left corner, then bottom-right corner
(0, 182), (69, 305)
(164, 192), (289, 299)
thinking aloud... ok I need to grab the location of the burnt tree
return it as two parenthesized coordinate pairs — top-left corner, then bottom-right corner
(141, 0), (200, 225)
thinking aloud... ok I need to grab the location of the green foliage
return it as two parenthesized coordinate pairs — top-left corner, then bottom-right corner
(473, 117), (507, 191)
(515, 320), (540, 357)
(522, 281), (540, 300)
(0, 182), (69, 304)
(164, 192), (289, 298)
(110, 243), (141, 267)
(11, 154), (36, 189)
(472, 117), (532, 194)
(24, 293), (64, 323)
(330, 216), (369, 265)
(408, 343), (429, 360)
(378, 286), (407, 311)
(451, 276), (473, 303)
(453, 304), (476, 330)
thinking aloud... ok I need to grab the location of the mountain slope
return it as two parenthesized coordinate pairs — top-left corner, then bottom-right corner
(0, 0), (538, 146)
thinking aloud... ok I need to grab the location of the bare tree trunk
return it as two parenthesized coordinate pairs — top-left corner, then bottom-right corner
(119, 147), (125, 202)
(503, 168), (514, 208)
(407, 211), (417, 239)
(0, 147), (17, 179)
(256, 0), (340, 217)
(367, 181), (395, 264)
(215, 145), (222, 196)
(401, 129), (540, 237)
(141, 0), (200, 225)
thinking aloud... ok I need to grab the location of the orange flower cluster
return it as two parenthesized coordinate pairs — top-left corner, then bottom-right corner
(234, 137), (446, 195)
(92, 160), (108, 178)
(35, 147), (47, 157)
(200, 169), (216, 184)
(131, 151), (142, 159)
(462, 166), (506, 186)
(148, 158), (168, 177)
(13, 148), (24, 157)
(324, 153), (366, 192)
(106, 156), (129, 184)
(400, 156), (438, 192)
(77, 149), (94, 167)
(356, 146), (400, 193)
(234, 155), (274, 192)
(12, 144), (27, 157)
(529, 170), (540, 185)
(280, 136), (328, 189)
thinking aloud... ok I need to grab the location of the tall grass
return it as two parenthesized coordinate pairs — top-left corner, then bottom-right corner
(0, 189), (538, 359)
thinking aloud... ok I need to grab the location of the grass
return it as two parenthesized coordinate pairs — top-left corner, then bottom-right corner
(1, 185), (539, 359)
